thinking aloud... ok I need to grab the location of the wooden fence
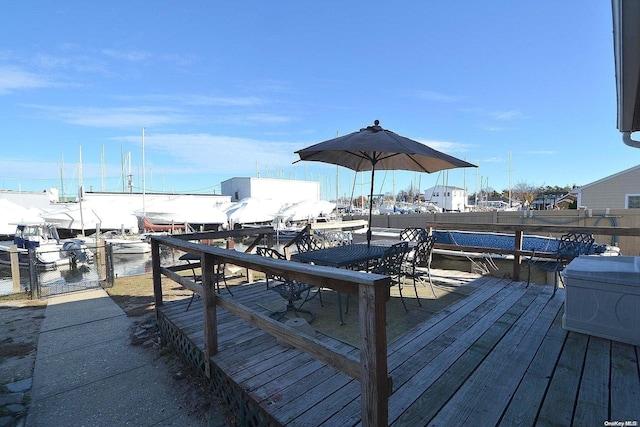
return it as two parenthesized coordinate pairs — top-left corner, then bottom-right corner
(425, 222), (640, 281)
(347, 208), (640, 255)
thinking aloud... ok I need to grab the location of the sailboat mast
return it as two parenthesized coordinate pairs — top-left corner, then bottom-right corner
(509, 150), (512, 207)
(78, 145), (85, 236)
(101, 145), (105, 192)
(142, 127), (146, 220)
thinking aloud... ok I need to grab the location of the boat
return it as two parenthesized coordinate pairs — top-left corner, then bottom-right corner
(80, 230), (151, 255)
(226, 198), (282, 228)
(0, 199), (44, 237)
(135, 196), (229, 230)
(141, 217), (191, 233)
(41, 200), (141, 237)
(0, 223), (94, 269)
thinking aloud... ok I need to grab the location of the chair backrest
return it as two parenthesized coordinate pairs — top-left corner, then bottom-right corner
(400, 227), (427, 242)
(295, 233), (323, 253)
(321, 230), (353, 247)
(556, 232), (595, 260)
(413, 236), (436, 267)
(256, 246), (287, 283)
(373, 241), (409, 277)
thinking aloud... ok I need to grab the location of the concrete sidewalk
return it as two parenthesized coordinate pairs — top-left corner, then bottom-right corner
(26, 288), (227, 427)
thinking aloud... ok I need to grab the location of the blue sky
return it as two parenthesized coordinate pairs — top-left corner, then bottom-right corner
(1, 1), (637, 201)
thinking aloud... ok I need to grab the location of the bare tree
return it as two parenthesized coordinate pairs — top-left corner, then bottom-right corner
(511, 181), (540, 207)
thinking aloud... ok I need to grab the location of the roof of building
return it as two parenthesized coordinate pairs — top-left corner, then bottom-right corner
(571, 163), (640, 193)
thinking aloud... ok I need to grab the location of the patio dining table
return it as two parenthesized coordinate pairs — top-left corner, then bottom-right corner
(290, 241), (391, 268)
(290, 241), (405, 325)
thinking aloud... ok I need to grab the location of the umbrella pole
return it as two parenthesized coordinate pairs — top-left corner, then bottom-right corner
(367, 166), (375, 247)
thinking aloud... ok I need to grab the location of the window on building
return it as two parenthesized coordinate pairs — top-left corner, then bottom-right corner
(626, 194), (640, 208)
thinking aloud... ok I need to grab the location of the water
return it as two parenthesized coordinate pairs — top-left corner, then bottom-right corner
(0, 249), (184, 296)
(0, 236), (282, 296)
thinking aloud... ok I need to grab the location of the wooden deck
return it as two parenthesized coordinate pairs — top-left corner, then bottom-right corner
(156, 271), (640, 426)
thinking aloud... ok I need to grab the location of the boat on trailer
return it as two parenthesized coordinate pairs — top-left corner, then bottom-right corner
(0, 223), (94, 270)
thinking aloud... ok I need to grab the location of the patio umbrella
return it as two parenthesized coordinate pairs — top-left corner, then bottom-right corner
(295, 120), (477, 246)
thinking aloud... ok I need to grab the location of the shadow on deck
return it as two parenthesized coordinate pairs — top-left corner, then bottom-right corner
(156, 272), (640, 426)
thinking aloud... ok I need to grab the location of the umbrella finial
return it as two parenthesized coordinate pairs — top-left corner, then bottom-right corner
(362, 120), (383, 132)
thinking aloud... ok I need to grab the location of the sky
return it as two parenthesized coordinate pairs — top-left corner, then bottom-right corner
(1, 1), (638, 201)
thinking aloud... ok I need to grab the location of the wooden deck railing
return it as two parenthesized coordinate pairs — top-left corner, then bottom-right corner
(426, 222), (640, 281)
(150, 226), (391, 427)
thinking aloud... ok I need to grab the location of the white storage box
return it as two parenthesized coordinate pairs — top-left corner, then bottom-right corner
(561, 255), (640, 346)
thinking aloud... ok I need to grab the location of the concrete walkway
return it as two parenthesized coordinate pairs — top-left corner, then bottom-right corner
(26, 288), (227, 427)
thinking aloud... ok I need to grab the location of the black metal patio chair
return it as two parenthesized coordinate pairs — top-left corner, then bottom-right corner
(526, 232), (595, 296)
(402, 236), (437, 304)
(256, 246), (318, 322)
(295, 232), (324, 254)
(399, 227), (428, 242)
(319, 230), (353, 247)
(180, 252), (234, 311)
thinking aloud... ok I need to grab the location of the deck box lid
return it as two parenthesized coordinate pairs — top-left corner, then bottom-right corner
(562, 255), (640, 286)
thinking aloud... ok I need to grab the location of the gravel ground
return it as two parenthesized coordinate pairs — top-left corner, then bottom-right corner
(0, 287), (235, 427)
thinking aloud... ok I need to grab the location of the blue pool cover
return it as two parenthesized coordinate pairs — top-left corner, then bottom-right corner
(431, 230), (606, 255)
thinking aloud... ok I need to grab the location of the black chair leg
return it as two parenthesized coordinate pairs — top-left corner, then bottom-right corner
(270, 301), (315, 323)
(413, 278), (423, 307)
(186, 293), (196, 311)
(398, 282), (408, 312)
(337, 293), (345, 325)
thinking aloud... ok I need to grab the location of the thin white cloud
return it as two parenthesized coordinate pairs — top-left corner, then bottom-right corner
(417, 139), (474, 154)
(464, 107), (525, 121)
(480, 125), (509, 132)
(412, 90), (461, 103)
(107, 93), (268, 107)
(25, 104), (192, 128)
(122, 133), (301, 175)
(183, 95), (267, 107)
(482, 157), (505, 163)
(491, 110), (522, 121)
(524, 150), (556, 155)
(101, 49), (151, 61)
(0, 67), (52, 94)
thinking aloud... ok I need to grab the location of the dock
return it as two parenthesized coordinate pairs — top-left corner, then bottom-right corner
(156, 271), (640, 426)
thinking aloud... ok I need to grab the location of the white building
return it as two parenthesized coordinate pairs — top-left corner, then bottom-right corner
(424, 185), (468, 212)
(221, 177), (320, 204)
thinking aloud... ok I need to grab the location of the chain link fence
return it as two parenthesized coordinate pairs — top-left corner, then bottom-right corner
(0, 244), (113, 298)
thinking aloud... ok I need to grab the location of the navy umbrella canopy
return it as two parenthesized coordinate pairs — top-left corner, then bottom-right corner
(295, 120), (477, 245)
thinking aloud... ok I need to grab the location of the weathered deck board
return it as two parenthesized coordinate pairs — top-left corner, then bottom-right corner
(498, 302), (567, 426)
(157, 270), (640, 426)
(610, 341), (640, 420)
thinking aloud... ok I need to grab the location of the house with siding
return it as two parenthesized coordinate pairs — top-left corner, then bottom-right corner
(572, 164), (640, 209)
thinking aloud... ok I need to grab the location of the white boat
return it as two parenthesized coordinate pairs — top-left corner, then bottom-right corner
(41, 200), (140, 235)
(0, 199), (43, 236)
(226, 198), (281, 227)
(80, 231), (151, 255)
(0, 223), (94, 269)
(275, 200), (336, 223)
(136, 195), (228, 229)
